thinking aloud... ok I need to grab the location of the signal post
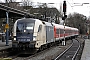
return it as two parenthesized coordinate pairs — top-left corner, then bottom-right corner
(62, 0), (67, 46)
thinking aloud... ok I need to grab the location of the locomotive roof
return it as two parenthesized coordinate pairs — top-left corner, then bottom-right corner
(17, 18), (52, 25)
(17, 18), (36, 22)
(44, 22), (53, 26)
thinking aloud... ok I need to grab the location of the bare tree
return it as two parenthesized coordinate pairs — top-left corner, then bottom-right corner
(20, 0), (33, 12)
(88, 16), (90, 20)
(66, 12), (87, 34)
(5, 0), (16, 3)
(4, 0), (23, 10)
(59, 2), (63, 17)
(21, 0), (32, 9)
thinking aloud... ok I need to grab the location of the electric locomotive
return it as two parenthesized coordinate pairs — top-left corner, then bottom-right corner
(12, 18), (55, 50)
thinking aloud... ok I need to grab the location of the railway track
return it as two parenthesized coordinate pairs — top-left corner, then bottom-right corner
(0, 38), (81, 60)
(12, 39), (72, 60)
(12, 44), (57, 60)
(0, 43), (57, 60)
(54, 39), (80, 60)
(0, 47), (23, 59)
(0, 48), (12, 57)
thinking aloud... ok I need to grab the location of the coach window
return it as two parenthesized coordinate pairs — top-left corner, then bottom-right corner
(60, 29), (63, 34)
(65, 30), (68, 33)
(56, 29), (59, 34)
(38, 25), (42, 32)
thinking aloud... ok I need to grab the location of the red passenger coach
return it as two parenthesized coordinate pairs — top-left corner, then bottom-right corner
(64, 26), (71, 38)
(53, 23), (64, 40)
(53, 23), (79, 41)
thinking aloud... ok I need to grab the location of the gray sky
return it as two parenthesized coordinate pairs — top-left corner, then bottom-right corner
(1, 0), (90, 17)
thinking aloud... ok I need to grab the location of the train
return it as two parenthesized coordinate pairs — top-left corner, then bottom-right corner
(12, 18), (79, 50)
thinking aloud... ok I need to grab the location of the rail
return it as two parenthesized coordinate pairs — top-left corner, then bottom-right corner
(54, 39), (80, 60)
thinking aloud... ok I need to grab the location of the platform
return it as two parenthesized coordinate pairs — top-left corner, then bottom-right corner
(0, 40), (12, 50)
(81, 39), (90, 60)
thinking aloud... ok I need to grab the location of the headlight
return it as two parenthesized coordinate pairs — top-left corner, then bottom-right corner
(33, 38), (36, 41)
(14, 38), (16, 41)
(33, 36), (36, 41)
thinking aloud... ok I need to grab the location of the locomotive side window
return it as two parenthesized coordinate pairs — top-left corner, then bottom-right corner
(38, 25), (42, 32)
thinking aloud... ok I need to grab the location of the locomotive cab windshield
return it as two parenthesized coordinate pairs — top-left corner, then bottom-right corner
(16, 21), (35, 33)
(15, 19), (35, 42)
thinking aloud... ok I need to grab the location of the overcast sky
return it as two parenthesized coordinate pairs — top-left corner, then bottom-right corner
(1, 0), (90, 17)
